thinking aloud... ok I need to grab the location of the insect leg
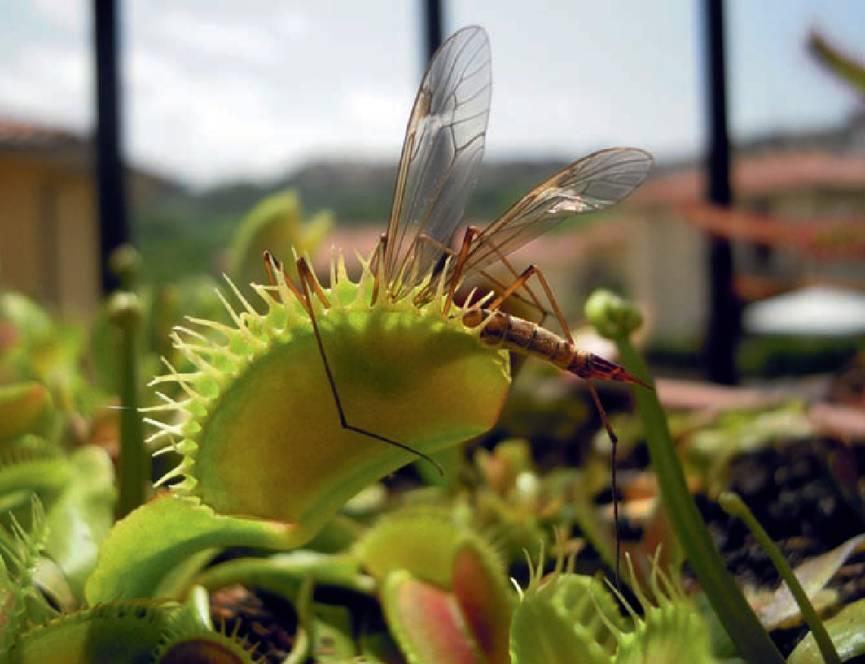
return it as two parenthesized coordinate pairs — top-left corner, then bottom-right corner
(263, 251), (278, 286)
(262, 251), (305, 303)
(443, 226), (480, 315)
(473, 240), (549, 326)
(481, 259), (624, 587)
(295, 256), (444, 475)
(527, 267), (623, 587)
(411, 232), (539, 313)
(370, 233), (387, 305)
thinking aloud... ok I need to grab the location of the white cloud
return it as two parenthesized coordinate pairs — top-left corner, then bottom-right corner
(1, 0), (861, 186)
(0, 42), (90, 128)
(30, 0), (87, 33)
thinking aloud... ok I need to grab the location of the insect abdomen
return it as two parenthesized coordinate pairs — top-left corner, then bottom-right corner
(465, 309), (643, 385)
(467, 310), (574, 368)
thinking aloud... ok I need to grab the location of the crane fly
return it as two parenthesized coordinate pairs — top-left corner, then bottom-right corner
(266, 26), (653, 582)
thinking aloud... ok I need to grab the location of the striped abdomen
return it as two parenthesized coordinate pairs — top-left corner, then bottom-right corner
(462, 309), (641, 385)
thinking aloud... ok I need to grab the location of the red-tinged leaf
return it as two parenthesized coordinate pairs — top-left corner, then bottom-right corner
(452, 544), (512, 664)
(383, 570), (483, 664)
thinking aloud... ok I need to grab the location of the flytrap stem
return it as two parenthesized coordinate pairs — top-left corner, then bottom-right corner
(585, 290), (783, 664)
(110, 292), (147, 517)
(720, 492), (842, 664)
(614, 336), (783, 664)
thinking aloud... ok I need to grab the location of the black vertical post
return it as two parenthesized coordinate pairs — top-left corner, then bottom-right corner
(423, 0), (444, 62)
(702, 0), (739, 384)
(94, 0), (129, 294)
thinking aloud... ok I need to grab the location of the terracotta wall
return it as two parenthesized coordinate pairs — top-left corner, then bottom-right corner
(0, 154), (99, 316)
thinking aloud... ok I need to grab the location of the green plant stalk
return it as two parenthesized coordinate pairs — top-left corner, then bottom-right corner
(613, 335), (784, 664)
(116, 302), (147, 517)
(719, 492), (842, 664)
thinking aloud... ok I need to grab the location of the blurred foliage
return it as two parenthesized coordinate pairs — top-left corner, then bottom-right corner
(738, 334), (865, 378)
(227, 190), (333, 284)
(137, 189), (334, 286)
(645, 334), (865, 379)
(809, 31), (865, 98)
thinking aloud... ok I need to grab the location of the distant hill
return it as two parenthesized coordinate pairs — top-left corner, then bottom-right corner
(132, 112), (865, 282)
(142, 158), (583, 227)
(137, 112), (865, 229)
(133, 157), (585, 281)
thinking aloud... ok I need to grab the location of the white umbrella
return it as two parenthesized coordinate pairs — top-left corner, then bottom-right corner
(743, 286), (865, 336)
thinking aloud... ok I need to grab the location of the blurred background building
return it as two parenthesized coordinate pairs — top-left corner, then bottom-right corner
(2, 0), (864, 378)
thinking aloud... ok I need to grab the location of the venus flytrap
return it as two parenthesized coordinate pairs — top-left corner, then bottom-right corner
(509, 542), (626, 664)
(5, 587), (259, 664)
(86, 254), (511, 602)
(0, 383), (53, 442)
(359, 508), (513, 664)
(611, 555), (719, 664)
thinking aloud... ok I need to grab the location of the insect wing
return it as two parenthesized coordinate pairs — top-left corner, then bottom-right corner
(462, 148), (654, 275)
(384, 26), (492, 297)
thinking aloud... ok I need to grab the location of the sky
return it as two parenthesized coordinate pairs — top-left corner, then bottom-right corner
(1, 0), (864, 188)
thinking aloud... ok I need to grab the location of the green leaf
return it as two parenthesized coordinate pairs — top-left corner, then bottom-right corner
(194, 551), (373, 600)
(0, 498), (55, 653)
(0, 383), (53, 441)
(0, 441), (71, 499)
(42, 447), (115, 600)
(748, 534), (865, 630)
(615, 561), (719, 664)
(227, 191), (333, 285)
(809, 31), (865, 97)
(510, 585), (610, 664)
(313, 604), (357, 662)
(356, 509), (467, 588)
(85, 495), (304, 603)
(5, 601), (178, 664)
(788, 598), (865, 664)
(615, 603), (718, 664)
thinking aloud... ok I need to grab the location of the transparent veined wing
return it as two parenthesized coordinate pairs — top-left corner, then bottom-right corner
(460, 148), (653, 276)
(383, 26), (492, 298)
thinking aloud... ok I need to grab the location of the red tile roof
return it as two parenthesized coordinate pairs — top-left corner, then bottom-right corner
(0, 118), (88, 152)
(680, 203), (865, 260)
(633, 151), (865, 206)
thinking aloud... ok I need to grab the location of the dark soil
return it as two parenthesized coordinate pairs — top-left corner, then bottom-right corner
(210, 585), (297, 663)
(695, 438), (865, 655)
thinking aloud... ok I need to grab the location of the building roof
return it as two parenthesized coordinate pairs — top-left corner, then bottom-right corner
(0, 117), (183, 197)
(0, 118), (88, 153)
(632, 151), (865, 206)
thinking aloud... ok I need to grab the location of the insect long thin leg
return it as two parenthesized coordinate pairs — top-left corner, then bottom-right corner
(370, 233), (387, 305)
(587, 380), (621, 587)
(481, 259), (623, 588)
(477, 241), (549, 326)
(517, 264), (623, 587)
(262, 251), (305, 303)
(263, 251), (278, 287)
(443, 226), (480, 316)
(528, 268), (623, 588)
(297, 258), (331, 309)
(410, 232), (539, 313)
(295, 257), (444, 475)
